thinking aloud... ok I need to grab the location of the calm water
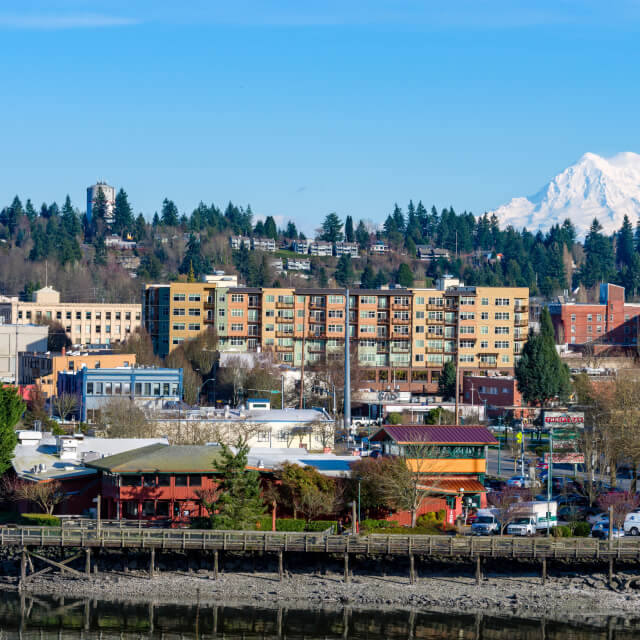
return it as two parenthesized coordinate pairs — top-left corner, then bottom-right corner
(0, 592), (639, 639)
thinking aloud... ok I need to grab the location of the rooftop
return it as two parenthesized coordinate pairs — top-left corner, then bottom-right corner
(370, 425), (498, 446)
(12, 433), (169, 482)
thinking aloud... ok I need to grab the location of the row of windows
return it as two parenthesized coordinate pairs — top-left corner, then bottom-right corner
(18, 310), (137, 321)
(172, 308), (201, 316)
(86, 381), (180, 396)
(173, 294), (201, 302)
(172, 323), (201, 331)
(121, 473), (203, 487)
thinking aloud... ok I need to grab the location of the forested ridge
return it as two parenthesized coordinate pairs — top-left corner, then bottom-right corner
(0, 190), (636, 300)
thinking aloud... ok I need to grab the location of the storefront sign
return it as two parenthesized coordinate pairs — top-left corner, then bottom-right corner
(544, 452), (585, 464)
(543, 412), (584, 427)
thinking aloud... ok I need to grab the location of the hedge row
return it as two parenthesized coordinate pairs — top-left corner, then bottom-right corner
(21, 513), (60, 526)
(361, 519), (398, 530)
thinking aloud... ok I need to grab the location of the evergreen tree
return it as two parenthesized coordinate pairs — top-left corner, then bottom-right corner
(0, 386), (24, 474)
(152, 212), (160, 226)
(355, 220), (369, 249)
(134, 213), (147, 241)
(92, 187), (108, 221)
(581, 218), (615, 287)
(210, 440), (265, 529)
(396, 263), (414, 287)
(360, 263), (376, 289)
(113, 188), (134, 236)
(161, 198), (179, 226)
(253, 220), (265, 236)
(334, 255), (354, 286)
(391, 204), (405, 233)
(263, 216), (278, 240)
(285, 221), (298, 239)
(438, 361), (457, 400)
(94, 235), (107, 266)
(61, 195), (81, 237)
(25, 199), (36, 222)
(180, 234), (211, 278)
(319, 212), (344, 243)
(374, 268), (389, 288)
(344, 215), (354, 242)
(515, 308), (571, 405)
(617, 214), (635, 268)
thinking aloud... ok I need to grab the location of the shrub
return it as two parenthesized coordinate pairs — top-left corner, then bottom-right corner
(573, 522), (591, 537)
(361, 519), (397, 530)
(306, 520), (337, 533)
(535, 445), (549, 458)
(274, 518), (306, 532)
(436, 509), (446, 521)
(551, 525), (572, 537)
(21, 513), (60, 527)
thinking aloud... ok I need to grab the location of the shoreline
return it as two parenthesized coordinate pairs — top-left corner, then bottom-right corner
(6, 564), (640, 627)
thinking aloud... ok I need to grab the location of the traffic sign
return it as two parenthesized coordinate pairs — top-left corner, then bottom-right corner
(516, 432), (523, 443)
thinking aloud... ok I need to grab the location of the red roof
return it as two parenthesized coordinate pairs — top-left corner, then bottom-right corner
(370, 425), (497, 445)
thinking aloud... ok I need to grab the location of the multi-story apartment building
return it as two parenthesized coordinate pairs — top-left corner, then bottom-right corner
(548, 283), (640, 348)
(144, 279), (528, 393)
(309, 241), (333, 257)
(334, 242), (359, 258)
(251, 237), (277, 252)
(0, 287), (141, 348)
(292, 240), (310, 254)
(229, 236), (251, 250)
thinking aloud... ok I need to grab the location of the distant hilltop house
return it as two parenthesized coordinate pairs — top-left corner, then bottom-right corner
(229, 236), (276, 252)
(416, 246), (450, 261)
(369, 241), (389, 255)
(334, 242), (359, 258)
(292, 239), (311, 254)
(286, 258), (311, 271)
(309, 241), (333, 257)
(229, 236), (251, 250)
(105, 235), (137, 250)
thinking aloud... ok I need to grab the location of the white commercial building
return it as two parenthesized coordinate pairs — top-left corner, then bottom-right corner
(87, 181), (116, 224)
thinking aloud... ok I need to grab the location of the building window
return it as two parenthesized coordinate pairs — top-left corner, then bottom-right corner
(188, 308), (201, 316)
(188, 323), (201, 331)
(173, 308), (185, 316)
(175, 474), (188, 487)
(231, 294), (245, 303)
(495, 298), (510, 306)
(587, 314), (592, 322)
(173, 294), (186, 302)
(87, 382), (93, 394)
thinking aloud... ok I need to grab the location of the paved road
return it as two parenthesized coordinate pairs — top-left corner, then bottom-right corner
(486, 447), (632, 491)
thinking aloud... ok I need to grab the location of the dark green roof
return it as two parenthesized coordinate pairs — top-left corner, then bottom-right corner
(86, 444), (224, 473)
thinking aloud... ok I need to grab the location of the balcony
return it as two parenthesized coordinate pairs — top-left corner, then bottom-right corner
(515, 317), (528, 327)
(276, 330), (294, 338)
(276, 300), (294, 308)
(277, 345), (294, 352)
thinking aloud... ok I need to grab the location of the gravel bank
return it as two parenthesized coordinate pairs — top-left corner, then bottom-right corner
(6, 561), (640, 624)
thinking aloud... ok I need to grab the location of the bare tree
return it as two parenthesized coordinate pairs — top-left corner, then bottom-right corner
(597, 491), (640, 529)
(3, 477), (64, 515)
(217, 355), (252, 406)
(311, 419), (336, 450)
(53, 393), (78, 421)
(101, 398), (152, 438)
(487, 486), (534, 535)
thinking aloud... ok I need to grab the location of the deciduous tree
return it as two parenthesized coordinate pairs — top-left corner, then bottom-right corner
(0, 386), (24, 474)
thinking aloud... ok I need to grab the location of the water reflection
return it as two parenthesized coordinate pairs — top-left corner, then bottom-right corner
(0, 592), (639, 639)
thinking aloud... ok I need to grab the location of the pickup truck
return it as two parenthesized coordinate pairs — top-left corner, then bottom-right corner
(506, 501), (557, 536)
(471, 509), (500, 535)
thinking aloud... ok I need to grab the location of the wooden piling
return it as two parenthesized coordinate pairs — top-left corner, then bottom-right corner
(20, 548), (27, 586)
(213, 550), (219, 579)
(475, 555), (482, 585)
(149, 548), (155, 579)
(278, 550), (284, 581)
(541, 557), (547, 585)
(344, 553), (349, 583)
(85, 548), (91, 576)
(608, 557), (614, 585)
(409, 553), (416, 584)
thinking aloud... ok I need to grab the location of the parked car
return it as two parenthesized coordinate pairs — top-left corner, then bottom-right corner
(507, 475), (531, 488)
(558, 505), (587, 522)
(556, 494), (588, 507)
(587, 512), (609, 526)
(591, 521), (624, 539)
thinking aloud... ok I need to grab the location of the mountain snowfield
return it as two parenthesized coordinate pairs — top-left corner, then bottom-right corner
(489, 152), (640, 238)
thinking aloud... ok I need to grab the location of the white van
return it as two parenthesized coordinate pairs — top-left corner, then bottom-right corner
(624, 512), (640, 536)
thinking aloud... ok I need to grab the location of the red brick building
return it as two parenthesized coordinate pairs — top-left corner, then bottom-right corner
(462, 375), (523, 418)
(548, 283), (640, 349)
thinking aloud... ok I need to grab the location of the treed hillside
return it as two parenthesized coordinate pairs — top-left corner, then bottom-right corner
(0, 191), (637, 302)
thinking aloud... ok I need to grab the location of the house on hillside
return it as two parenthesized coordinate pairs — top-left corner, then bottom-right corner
(370, 425), (497, 525)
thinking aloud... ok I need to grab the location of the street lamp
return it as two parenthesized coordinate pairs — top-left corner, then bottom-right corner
(196, 378), (216, 405)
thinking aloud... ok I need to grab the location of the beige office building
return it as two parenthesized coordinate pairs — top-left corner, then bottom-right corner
(0, 287), (141, 347)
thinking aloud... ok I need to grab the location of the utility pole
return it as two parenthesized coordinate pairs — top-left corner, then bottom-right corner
(454, 292), (461, 425)
(344, 289), (351, 432)
(299, 297), (306, 409)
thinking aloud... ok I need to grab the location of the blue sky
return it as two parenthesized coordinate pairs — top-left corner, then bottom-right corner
(1, 1), (639, 234)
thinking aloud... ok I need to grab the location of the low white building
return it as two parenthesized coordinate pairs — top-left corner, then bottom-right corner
(286, 258), (311, 271)
(369, 241), (389, 255)
(148, 404), (335, 450)
(292, 240), (310, 254)
(229, 236), (251, 250)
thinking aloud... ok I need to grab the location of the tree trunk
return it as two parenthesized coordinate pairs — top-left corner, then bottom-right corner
(411, 508), (417, 528)
(632, 462), (638, 495)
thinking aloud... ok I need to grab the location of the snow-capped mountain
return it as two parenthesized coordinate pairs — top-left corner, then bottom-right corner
(490, 152), (640, 237)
